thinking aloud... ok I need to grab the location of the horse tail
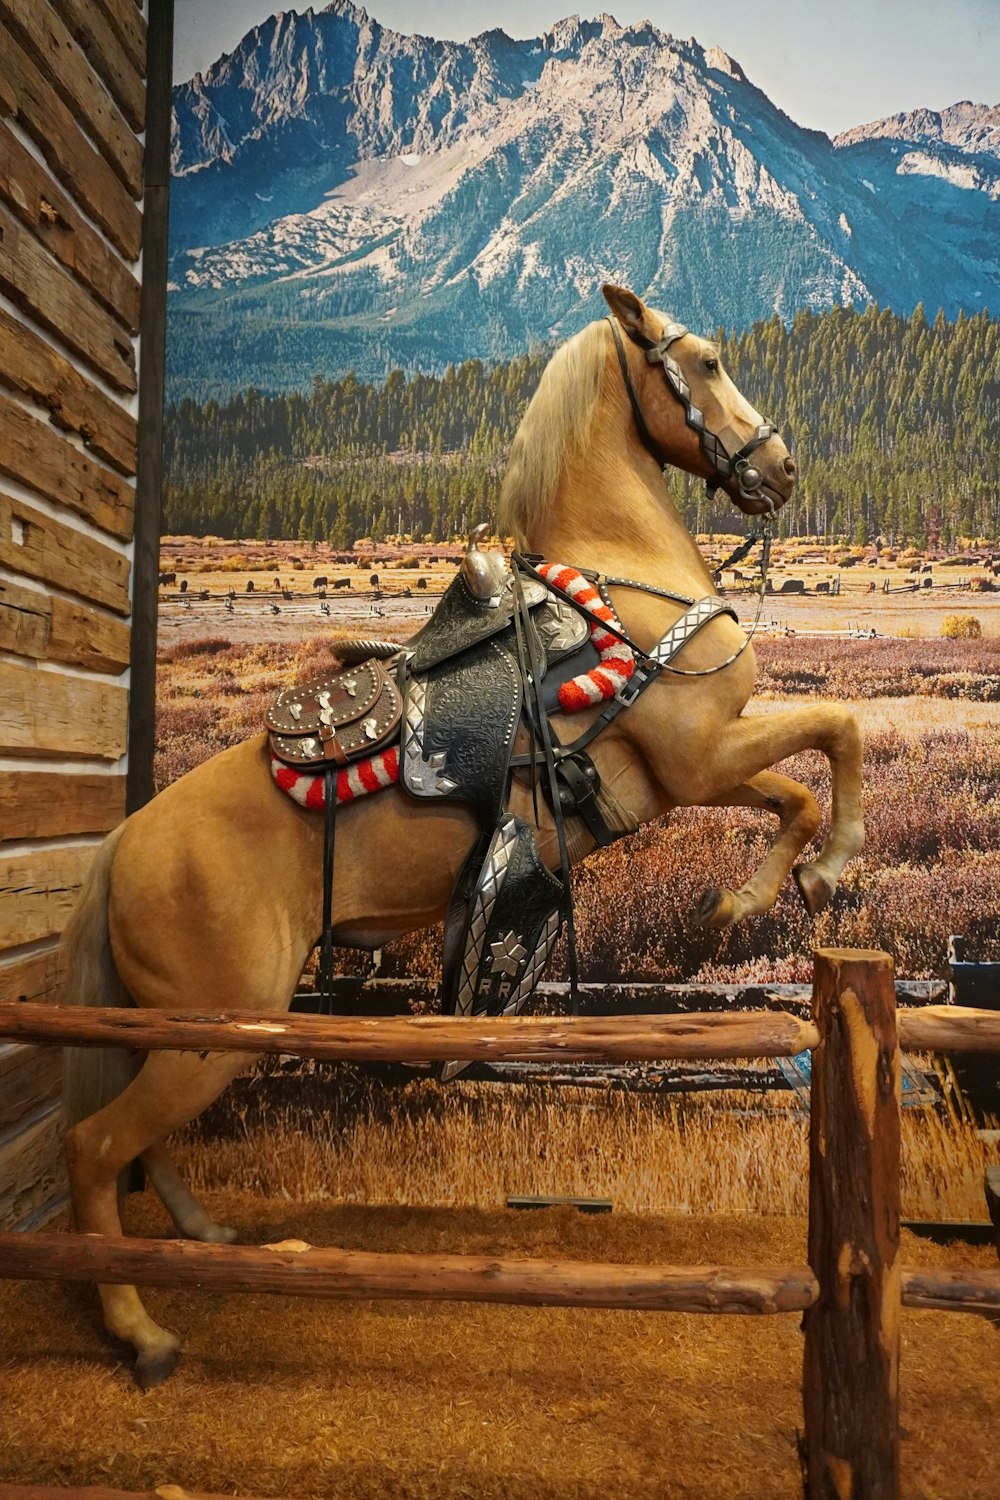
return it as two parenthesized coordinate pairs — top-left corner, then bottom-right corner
(61, 824), (135, 1128)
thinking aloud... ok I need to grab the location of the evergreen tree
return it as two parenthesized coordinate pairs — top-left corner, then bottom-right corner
(161, 307), (1000, 545)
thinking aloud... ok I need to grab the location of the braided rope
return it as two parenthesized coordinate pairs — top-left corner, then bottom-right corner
(536, 563), (635, 711)
(270, 746), (400, 809)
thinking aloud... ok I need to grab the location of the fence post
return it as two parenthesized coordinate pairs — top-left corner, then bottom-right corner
(803, 948), (900, 1500)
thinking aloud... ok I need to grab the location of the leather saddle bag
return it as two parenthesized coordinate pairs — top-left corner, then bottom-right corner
(267, 657), (402, 768)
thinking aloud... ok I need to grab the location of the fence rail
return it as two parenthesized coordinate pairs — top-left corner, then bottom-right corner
(2, 946), (999, 1500)
(0, 1001), (820, 1063)
(1, 998), (994, 1060)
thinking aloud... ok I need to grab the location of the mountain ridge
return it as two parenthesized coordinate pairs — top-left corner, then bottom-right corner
(166, 6), (1000, 400)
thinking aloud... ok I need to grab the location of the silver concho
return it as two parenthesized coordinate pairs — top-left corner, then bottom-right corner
(489, 930), (528, 979)
(535, 597), (590, 655)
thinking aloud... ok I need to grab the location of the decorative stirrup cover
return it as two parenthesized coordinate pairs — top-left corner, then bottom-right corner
(439, 812), (564, 1082)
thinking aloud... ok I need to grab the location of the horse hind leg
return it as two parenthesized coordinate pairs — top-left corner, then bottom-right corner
(65, 1047), (250, 1388)
(141, 1141), (238, 1244)
(694, 771), (821, 929)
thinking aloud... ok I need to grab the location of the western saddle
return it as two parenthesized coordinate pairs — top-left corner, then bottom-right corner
(268, 527), (738, 1068)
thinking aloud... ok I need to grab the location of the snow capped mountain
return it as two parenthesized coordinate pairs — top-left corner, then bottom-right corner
(166, 5), (1000, 398)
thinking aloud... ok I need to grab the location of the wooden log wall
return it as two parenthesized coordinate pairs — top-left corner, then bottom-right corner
(0, 0), (149, 1229)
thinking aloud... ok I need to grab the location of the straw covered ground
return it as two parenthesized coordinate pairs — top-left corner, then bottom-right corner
(1, 1193), (998, 1500)
(175, 1078), (994, 1224)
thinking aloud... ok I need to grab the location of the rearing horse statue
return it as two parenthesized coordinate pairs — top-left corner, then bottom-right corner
(62, 283), (863, 1386)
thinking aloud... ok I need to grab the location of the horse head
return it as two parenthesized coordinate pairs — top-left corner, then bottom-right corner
(602, 284), (795, 517)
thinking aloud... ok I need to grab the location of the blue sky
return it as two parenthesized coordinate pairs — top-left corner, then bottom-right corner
(172, 0), (999, 138)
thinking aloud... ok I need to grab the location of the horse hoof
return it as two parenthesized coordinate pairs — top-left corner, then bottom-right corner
(793, 863), (834, 917)
(135, 1341), (180, 1390)
(198, 1221), (239, 1245)
(694, 886), (734, 929)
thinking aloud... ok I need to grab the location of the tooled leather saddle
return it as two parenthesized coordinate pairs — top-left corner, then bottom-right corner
(267, 529), (737, 1068)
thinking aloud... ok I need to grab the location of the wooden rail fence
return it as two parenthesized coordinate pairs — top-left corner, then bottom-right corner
(1, 945), (998, 1500)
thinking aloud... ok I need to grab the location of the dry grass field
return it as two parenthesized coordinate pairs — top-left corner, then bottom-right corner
(175, 1074), (993, 1222)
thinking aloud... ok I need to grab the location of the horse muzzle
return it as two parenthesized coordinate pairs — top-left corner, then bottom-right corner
(730, 451), (796, 516)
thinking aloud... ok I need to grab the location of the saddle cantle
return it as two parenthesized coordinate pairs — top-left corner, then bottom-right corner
(267, 656), (402, 768)
(403, 565), (549, 673)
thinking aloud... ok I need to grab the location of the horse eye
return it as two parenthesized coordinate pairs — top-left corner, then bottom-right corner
(704, 358), (719, 373)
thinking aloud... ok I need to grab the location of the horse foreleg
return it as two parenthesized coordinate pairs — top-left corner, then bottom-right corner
(683, 704), (864, 916)
(141, 1141), (239, 1245)
(65, 1048), (250, 1388)
(693, 770), (821, 928)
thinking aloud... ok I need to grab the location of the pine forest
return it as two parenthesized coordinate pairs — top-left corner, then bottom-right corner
(163, 303), (1000, 546)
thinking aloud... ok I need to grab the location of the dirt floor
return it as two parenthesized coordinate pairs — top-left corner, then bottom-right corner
(1, 1193), (997, 1500)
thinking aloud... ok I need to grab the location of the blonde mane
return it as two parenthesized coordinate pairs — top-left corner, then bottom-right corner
(498, 320), (613, 546)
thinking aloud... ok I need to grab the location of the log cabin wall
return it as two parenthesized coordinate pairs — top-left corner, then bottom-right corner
(0, 0), (157, 1227)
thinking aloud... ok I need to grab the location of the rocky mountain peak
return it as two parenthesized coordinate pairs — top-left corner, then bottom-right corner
(834, 100), (1000, 156)
(166, 6), (1000, 398)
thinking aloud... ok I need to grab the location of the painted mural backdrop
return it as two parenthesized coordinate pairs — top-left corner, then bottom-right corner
(159, 3), (999, 1215)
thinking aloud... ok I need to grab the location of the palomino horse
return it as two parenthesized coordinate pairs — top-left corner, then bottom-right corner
(62, 284), (863, 1385)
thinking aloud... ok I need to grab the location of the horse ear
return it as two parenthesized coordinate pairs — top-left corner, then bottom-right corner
(601, 283), (648, 334)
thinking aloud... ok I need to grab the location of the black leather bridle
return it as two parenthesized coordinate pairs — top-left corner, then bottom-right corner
(607, 316), (781, 510)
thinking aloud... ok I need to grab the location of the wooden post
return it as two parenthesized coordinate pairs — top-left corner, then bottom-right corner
(126, 0), (173, 816)
(803, 948), (900, 1500)
(986, 1168), (1000, 1262)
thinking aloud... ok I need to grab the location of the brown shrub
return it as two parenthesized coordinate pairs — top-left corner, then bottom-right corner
(155, 635), (1000, 979)
(161, 636), (234, 661)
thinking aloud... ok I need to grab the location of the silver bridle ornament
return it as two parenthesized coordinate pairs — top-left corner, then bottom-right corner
(607, 316), (782, 512)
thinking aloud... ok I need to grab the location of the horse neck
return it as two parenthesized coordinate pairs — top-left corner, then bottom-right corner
(526, 421), (716, 595)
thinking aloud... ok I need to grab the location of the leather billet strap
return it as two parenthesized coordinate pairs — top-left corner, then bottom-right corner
(511, 561), (581, 1010)
(606, 315), (779, 503)
(316, 766), (337, 1012)
(551, 753), (619, 849)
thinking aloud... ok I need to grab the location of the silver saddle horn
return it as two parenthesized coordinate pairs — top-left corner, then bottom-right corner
(461, 522), (507, 602)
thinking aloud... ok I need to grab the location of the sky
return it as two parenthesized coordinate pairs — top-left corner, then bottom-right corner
(171, 0), (999, 139)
